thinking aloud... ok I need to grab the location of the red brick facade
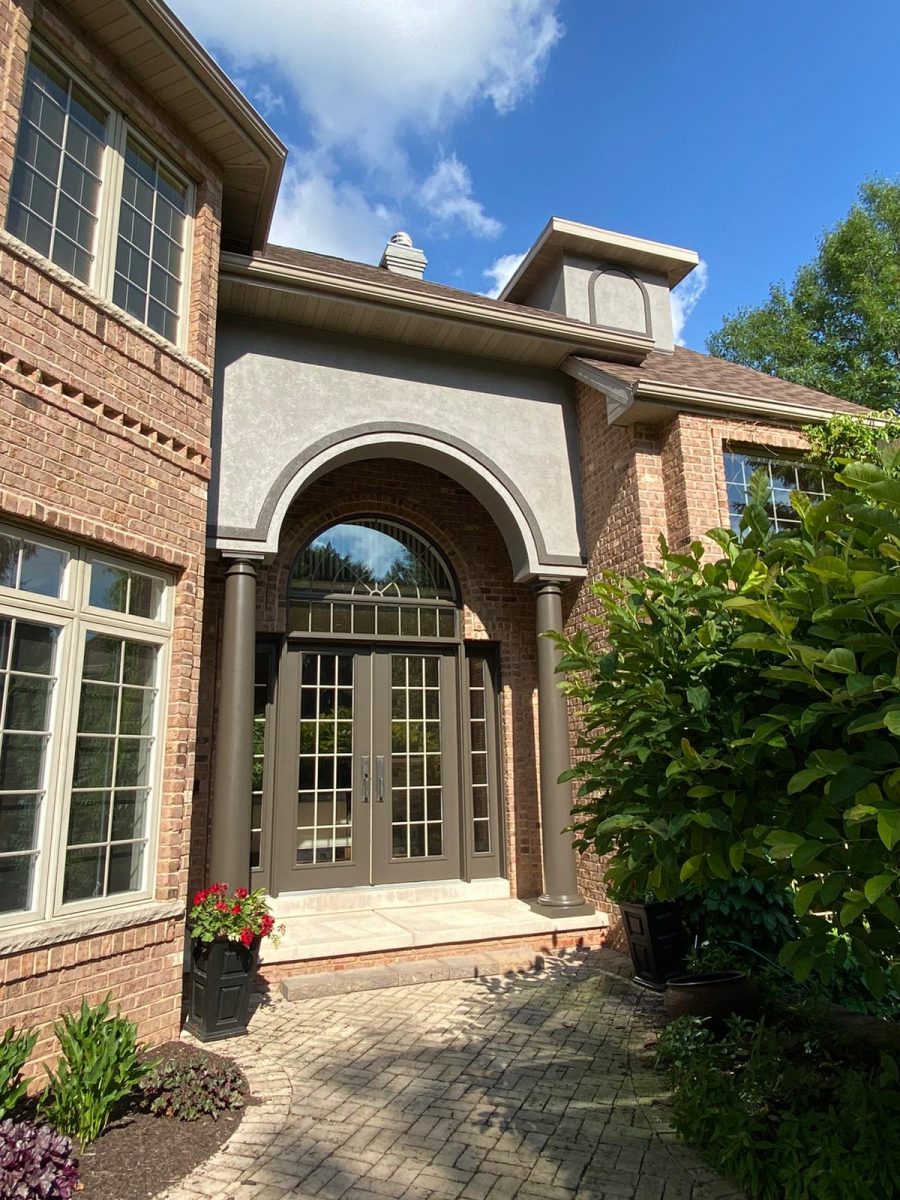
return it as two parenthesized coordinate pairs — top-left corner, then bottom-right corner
(195, 458), (546, 903)
(0, 0), (222, 1066)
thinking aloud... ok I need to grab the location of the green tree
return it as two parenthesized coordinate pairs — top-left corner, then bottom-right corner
(707, 179), (900, 412)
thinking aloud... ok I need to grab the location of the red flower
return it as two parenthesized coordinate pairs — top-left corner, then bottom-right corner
(231, 904), (241, 915)
(260, 914), (275, 937)
(212, 882), (227, 894)
(192, 890), (207, 907)
(239, 928), (253, 948)
(234, 887), (249, 900)
(215, 900), (228, 913)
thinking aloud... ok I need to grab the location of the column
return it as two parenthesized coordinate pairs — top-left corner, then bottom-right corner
(535, 581), (585, 908)
(208, 557), (257, 890)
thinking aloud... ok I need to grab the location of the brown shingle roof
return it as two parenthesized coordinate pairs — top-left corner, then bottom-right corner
(577, 346), (867, 415)
(261, 243), (602, 330)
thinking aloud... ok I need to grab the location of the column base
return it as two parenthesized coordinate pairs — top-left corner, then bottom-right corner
(537, 891), (587, 910)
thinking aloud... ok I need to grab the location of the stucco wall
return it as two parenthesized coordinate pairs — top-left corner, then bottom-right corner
(209, 318), (585, 579)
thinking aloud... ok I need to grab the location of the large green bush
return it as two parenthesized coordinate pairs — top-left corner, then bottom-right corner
(555, 449), (900, 996)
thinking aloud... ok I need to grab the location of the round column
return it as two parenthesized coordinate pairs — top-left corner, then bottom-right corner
(535, 581), (585, 908)
(208, 558), (257, 890)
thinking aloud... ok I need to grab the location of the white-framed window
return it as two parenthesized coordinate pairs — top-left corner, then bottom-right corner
(5, 41), (194, 347)
(0, 524), (172, 926)
(724, 446), (830, 533)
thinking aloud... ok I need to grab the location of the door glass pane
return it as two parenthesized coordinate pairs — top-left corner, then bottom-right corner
(468, 656), (492, 855)
(390, 655), (443, 860)
(296, 653), (354, 865)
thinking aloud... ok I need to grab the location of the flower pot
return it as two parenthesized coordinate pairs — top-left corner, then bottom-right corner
(184, 936), (261, 1042)
(663, 970), (759, 1026)
(619, 900), (685, 990)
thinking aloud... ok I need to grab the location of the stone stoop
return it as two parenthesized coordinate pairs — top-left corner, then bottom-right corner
(278, 944), (595, 1001)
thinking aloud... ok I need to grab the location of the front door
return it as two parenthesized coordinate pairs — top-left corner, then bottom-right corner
(272, 645), (460, 892)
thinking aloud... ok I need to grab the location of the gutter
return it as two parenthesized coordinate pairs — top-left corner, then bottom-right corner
(562, 359), (874, 427)
(218, 253), (655, 365)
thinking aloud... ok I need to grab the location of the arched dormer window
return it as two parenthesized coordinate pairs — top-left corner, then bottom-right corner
(288, 518), (459, 639)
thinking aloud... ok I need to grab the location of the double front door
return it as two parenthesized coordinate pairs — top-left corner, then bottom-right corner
(272, 646), (460, 892)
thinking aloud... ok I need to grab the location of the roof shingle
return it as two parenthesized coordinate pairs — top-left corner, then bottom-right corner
(577, 346), (867, 415)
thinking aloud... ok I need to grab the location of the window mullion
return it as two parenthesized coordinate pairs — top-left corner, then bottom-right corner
(94, 111), (126, 302)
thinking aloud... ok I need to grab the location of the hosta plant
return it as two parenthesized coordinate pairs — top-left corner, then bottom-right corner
(0, 1026), (37, 1120)
(0, 1119), (79, 1200)
(39, 995), (153, 1146)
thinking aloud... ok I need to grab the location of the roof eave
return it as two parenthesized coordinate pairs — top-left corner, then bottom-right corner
(218, 252), (657, 367)
(562, 359), (871, 427)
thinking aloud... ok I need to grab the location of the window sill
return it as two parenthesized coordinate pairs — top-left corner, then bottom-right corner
(0, 229), (211, 382)
(0, 898), (185, 957)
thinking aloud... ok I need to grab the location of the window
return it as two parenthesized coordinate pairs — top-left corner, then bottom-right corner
(724, 448), (830, 533)
(288, 519), (459, 640)
(6, 44), (192, 346)
(0, 524), (171, 925)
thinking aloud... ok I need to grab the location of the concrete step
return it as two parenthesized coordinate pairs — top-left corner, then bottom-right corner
(279, 946), (590, 1001)
(271, 876), (511, 917)
(261, 896), (608, 964)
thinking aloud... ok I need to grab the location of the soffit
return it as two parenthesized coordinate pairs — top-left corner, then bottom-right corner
(218, 251), (656, 369)
(61, 0), (285, 252)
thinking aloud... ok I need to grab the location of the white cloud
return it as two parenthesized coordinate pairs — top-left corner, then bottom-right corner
(420, 156), (502, 239)
(170, 1), (562, 166)
(671, 259), (709, 345)
(269, 152), (397, 264)
(482, 251), (527, 298)
(169, 0), (562, 257)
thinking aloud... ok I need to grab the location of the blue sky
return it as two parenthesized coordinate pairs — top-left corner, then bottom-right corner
(170, 0), (899, 350)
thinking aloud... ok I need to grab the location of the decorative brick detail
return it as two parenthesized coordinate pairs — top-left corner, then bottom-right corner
(0, 0), (223, 1055)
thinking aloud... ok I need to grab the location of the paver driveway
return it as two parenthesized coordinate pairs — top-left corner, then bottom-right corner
(159, 951), (744, 1200)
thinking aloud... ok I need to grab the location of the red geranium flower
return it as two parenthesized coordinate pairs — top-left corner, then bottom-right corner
(234, 887), (249, 900)
(215, 900), (228, 912)
(231, 904), (241, 915)
(240, 928), (253, 948)
(192, 890), (207, 907)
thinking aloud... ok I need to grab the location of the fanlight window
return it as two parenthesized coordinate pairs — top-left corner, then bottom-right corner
(288, 520), (458, 639)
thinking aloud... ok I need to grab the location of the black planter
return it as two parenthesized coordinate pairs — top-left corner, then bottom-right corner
(185, 936), (260, 1042)
(619, 900), (685, 990)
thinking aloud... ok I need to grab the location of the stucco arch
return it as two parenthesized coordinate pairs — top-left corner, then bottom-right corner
(215, 422), (574, 581)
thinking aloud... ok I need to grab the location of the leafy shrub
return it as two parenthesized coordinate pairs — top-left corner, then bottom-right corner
(39, 995), (153, 1146)
(0, 1026), (37, 1120)
(656, 1010), (900, 1200)
(140, 1055), (244, 1121)
(0, 1119), (79, 1199)
(681, 878), (798, 959)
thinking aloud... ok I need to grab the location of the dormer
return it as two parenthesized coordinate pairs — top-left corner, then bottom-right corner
(500, 218), (699, 353)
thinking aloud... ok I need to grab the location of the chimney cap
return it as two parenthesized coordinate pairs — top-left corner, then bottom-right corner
(390, 231), (414, 248)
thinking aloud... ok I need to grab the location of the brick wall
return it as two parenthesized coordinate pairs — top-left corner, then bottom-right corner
(0, 0), (222, 1059)
(566, 387), (810, 907)
(195, 458), (546, 903)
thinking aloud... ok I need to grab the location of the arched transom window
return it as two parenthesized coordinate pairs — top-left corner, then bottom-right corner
(288, 519), (459, 639)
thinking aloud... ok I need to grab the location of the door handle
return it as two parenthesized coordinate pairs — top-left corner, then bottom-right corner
(376, 755), (385, 803)
(361, 756), (370, 804)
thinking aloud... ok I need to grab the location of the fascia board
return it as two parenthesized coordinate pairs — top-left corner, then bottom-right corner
(219, 254), (656, 364)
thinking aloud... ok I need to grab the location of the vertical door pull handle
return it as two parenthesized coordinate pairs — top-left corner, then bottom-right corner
(376, 755), (385, 802)
(361, 756), (370, 804)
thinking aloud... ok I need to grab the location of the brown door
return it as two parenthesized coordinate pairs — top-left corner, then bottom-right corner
(273, 645), (460, 893)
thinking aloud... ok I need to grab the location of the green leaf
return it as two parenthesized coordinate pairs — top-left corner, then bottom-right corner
(864, 874), (894, 904)
(884, 711), (900, 736)
(732, 632), (786, 653)
(728, 843), (746, 871)
(792, 840), (825, 871)
(840, 900), (868, 927)
(794, 880), (821, 917)
(788, 768), (827, 795)
(877, 809), (900, 850)
(679, 856), (702, 882)
(820, 647), (857, 675)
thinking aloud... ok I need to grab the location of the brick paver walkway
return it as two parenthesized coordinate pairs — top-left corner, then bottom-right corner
(159, 951), (744, 1200)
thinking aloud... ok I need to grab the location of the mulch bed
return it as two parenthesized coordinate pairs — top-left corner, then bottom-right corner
(76, 1041), (250, 1200)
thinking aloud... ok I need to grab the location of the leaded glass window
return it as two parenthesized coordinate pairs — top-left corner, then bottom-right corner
(289, 520), (459, 639)
(724, 448), (830, 533)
